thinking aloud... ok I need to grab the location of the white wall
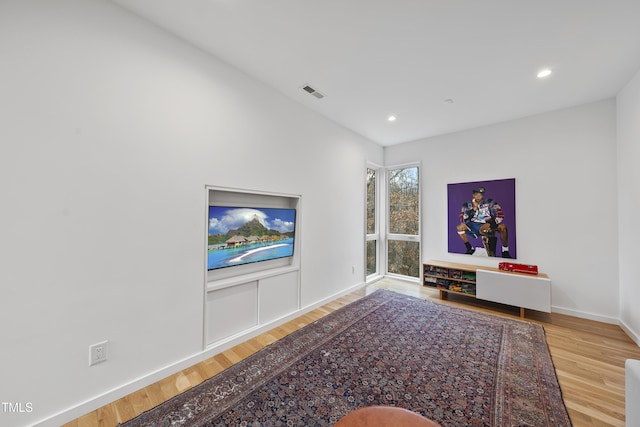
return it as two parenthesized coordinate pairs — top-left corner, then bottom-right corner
(617, 69), (640, 345)
(385, 100), (619, 322)
(0, 1), (382, 426)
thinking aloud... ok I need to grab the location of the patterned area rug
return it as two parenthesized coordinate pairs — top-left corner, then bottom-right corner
(122, 290), (571, 426)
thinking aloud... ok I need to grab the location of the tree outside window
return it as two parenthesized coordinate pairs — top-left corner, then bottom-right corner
(387, 166), (420, 278)
(366, 168), (378, 277)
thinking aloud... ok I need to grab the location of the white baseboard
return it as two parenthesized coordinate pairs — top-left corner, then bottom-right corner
(551, 305), (640, 346)
(620, 319), (640, 347)
(33, 281), (366, 427)
(551, 305), (619, 325)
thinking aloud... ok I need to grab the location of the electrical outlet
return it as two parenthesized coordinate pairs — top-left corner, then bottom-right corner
(89, 341), (108, 366)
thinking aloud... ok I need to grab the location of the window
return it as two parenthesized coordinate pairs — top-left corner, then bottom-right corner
(386, 165), (420, 279)
(366, 166), (380, 279)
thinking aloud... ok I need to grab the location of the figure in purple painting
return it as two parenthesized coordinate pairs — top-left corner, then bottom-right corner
(456, 187), (511, 258)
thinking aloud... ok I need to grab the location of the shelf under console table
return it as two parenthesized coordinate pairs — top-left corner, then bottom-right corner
(423, 260), (550, 318)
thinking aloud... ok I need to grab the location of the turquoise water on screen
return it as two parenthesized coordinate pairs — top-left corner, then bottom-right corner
(207, 238), (294, 270)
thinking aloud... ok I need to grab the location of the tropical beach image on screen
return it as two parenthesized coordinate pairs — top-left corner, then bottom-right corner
(208, 206), (296, 271)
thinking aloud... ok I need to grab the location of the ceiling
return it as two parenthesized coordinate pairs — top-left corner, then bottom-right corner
(113, 0), (640, 146)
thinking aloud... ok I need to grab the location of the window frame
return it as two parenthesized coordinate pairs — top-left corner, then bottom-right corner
(365, 163), (383, 282)
(384, 162), (421, 281)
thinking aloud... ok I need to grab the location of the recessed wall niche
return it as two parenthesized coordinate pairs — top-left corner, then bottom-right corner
(204, 186), (301, 348)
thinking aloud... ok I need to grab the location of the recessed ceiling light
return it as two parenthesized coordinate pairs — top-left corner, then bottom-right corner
(388, 115), (397, 122)
(537, 69), (552, 78)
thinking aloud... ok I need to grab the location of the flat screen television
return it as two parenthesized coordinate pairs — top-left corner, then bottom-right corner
(207, 206), (296, 271)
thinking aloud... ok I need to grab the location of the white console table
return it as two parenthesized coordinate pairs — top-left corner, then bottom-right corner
(476, 269), (550, 317)
(423, 260), (551, 318)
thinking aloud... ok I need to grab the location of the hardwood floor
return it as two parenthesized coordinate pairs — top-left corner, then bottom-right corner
(64, 279), (640, 427)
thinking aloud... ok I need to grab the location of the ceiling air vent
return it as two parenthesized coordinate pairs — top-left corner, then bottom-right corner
(301, 84), (325, 99)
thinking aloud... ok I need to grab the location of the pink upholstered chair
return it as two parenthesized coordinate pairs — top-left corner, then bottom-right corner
(334, 406), (442, 427)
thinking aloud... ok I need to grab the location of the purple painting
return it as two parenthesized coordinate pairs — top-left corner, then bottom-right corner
(447, 178), (516, 259)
